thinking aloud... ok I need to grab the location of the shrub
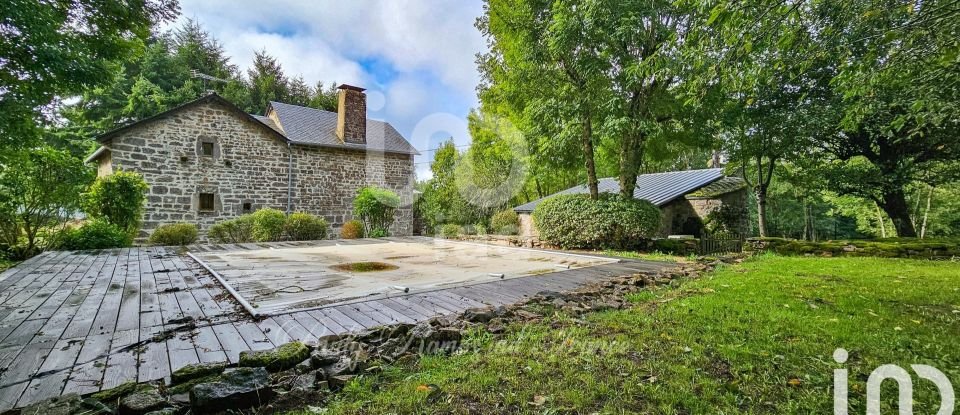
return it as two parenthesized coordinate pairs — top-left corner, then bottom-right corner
(84, 170), (149, 236)
(440, 223), (463, 238)
(284, 212), (328, 241)
(532, 194), (661, 249)
(251, 208), (286, 242)
(474, 223), (488, 236)
(148, 223), (198, 246)
(340, 220), (364, 239)
(490, 209), (519, 235)
(353, 186), (400, 237)
(59, 219), (131, 250)
(208, 215), (255, 243)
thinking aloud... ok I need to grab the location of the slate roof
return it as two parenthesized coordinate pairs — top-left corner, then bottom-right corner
(264, 101), (419, 155)
(88, 93), (418, 162)
(513, 168), (729, 213)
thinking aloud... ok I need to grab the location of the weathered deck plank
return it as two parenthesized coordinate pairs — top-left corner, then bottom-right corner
(0, 241), (673, 409)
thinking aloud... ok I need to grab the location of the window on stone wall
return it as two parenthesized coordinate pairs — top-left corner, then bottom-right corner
(242, 202), (252, 213)
(201, 142), (214, 156)
(199, 193), (215, 211)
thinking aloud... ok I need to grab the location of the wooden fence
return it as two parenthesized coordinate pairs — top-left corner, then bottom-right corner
(697, 234), (745, 255)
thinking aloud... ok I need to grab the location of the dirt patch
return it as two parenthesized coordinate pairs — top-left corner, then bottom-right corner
(331, 262), (399, 272)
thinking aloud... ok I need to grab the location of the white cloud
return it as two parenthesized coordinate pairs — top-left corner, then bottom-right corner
(171, 0), (485, 96)
(167, 0), (486, 174)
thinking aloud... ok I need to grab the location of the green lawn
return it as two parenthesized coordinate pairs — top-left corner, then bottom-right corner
(301, 255), (960, 414)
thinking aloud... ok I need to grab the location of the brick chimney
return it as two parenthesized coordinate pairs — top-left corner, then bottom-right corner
(336, 84), (366, 144)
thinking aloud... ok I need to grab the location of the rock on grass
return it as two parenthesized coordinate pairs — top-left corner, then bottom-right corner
(189, 367), (273, 413)
(119, 386), (166, 415)
(90, 382), (156, 406)
(238, 341), (310, 372)
(171, 362), (227, 385)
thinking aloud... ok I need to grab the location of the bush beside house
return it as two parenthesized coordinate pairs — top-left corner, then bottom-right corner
(208, 216), (256, 244)
(353, 186), (400, 237)
(148, 223), (199, 246)
(284, 212), (328, 241)
(340, 220), (364, 239)
(207, 209), (330, 243)
(250, 208), (287, 242)
(532, 194), (661, 249)
(84, 170), (149, 237)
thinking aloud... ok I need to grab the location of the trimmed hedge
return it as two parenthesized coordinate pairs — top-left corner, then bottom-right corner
(532, 194), (661, 249)
(149, 223), (198, 246)
(284, 212), (328, 241)
(745, 237), (960, 259)
(59, 220), (131, 250)
(490, 209), (519, 235)
(208, 216), (255, 244)
(250, 208), (287, 242)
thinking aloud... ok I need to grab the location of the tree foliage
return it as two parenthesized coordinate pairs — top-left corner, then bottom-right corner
(0, 0), (179, 151)
(688, 0), (960, 237)
(0, 147), (93, 258)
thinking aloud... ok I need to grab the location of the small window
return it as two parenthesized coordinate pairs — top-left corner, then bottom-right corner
(199, 193), (215, 211)
(201, 142), (214, 156)
(242, 202), (252, 213)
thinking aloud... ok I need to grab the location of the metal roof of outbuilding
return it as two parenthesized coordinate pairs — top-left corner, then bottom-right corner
(512, 168), (728, 213)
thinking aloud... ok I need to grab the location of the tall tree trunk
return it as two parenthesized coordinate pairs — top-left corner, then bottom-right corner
(582, 112), (599, 199)
(875, 204), (887, 238)
(756, 188), (769, 237)
(921, 185), (933, 239)
(618, 134), (643, 198)
(802, 199), (809, 240)
(753, 155), (775, 238)
(880, 189), (918, 237)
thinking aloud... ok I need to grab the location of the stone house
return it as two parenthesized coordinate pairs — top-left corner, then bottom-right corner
(85, 85), (418, 240)
(513, 168), (748, 242)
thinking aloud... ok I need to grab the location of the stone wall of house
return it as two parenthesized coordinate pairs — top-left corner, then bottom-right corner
(292, 145), (414, 237)
(517, 212), (539, 246)
(102, 100), (414, 241)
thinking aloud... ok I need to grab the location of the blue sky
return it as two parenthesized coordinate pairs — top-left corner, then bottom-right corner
(168, 0), (487, 179)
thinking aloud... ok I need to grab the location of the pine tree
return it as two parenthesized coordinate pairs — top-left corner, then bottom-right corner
(247, 50), (290, 114)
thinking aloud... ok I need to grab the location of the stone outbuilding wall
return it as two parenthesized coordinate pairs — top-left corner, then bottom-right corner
(98, 100), (414, 240)
(659, 188), (749, 237)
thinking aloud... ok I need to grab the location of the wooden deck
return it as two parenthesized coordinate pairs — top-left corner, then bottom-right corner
(0, 241), (671, 409)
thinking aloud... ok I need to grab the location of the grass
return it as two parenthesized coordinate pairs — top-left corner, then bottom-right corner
(603, 249), (695, 263)
(287, 255), (960, 414)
